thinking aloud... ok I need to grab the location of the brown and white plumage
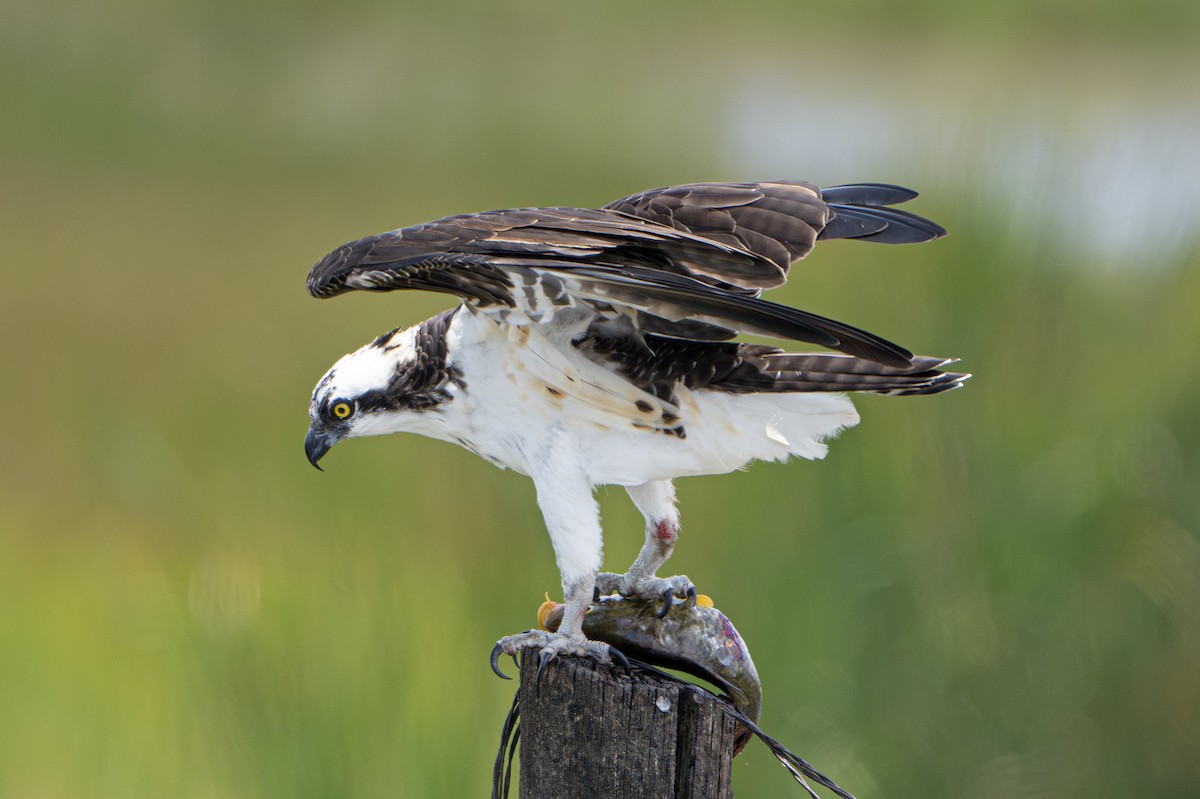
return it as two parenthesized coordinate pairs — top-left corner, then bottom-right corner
(303, 180), (966, 668)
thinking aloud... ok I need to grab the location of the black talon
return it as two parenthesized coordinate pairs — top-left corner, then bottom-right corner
(490, 642), (512, 680)
(536, 648), (556, 685)
(593, 585), (601, 603)
(656, 587), (675, 618)
(607, 645), (631, 674)
(685, 585), (697, 608)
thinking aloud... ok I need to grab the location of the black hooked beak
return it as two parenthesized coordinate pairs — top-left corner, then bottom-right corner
(304, 427), (335, 471)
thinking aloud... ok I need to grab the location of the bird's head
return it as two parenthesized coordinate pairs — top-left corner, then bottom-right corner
(304, 316), (457, 470)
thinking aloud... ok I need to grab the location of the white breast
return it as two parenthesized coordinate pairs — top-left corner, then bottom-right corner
(439, 309), (861, 485)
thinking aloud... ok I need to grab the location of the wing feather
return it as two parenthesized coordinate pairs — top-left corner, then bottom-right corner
(603, 182), (829, 272)
(307, 181), (949, 367)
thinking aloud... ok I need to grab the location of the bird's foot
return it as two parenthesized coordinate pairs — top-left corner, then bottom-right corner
(489, 629), (630, 680)
(595, 572), (697, 618)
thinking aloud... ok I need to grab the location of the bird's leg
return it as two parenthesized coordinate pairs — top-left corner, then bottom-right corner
(595, 479), (695, 615)
(492, 451), (624, 675)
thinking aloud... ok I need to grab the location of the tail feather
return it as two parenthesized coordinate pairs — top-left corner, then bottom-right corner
(718, 351), (969, 396)
(818, 183), (947, 244)
(819, 183), (919, 206)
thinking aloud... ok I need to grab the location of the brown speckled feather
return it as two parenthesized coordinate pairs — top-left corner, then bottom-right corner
(603, 181), (830, 274)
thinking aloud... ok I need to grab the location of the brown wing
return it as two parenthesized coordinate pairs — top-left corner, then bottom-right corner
(306, 182), (947, 367)
(306, 206), (784, 300)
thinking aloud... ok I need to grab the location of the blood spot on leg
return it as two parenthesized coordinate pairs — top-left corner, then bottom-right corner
(654, 520), (678, 544)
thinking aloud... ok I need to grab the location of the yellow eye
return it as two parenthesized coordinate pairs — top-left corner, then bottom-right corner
(331, 401), (353, 419)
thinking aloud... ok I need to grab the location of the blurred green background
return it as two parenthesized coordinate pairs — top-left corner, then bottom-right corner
(3, 0), (1198, 796)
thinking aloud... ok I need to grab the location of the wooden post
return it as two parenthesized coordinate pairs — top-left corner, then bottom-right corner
(515, 653), (738, 799)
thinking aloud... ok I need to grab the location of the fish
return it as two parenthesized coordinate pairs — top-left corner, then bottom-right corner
(539, 592), (761, 733)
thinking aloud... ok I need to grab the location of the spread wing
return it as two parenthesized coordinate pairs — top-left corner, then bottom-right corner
(307, 182), (945, 367)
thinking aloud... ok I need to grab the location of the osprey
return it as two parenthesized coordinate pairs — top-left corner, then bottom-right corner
(304, 181), (965, 667)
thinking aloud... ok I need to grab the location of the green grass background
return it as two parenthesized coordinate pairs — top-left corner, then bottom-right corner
(2, 1), (1199, 796)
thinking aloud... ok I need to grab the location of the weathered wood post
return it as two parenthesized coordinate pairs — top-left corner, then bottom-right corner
(514, 653), (739, 799)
